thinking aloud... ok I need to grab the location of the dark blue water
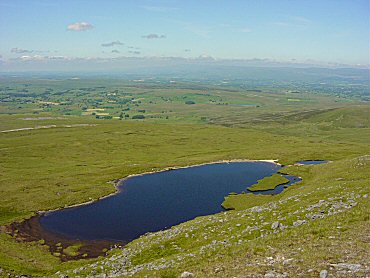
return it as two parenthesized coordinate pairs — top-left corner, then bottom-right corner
(40, 161), (289, 242)
(297, 160), (328, 165)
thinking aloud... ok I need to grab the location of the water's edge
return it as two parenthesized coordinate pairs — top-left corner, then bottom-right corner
(4, 159), (327, 261)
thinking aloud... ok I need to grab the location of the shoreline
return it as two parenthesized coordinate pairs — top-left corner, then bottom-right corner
(41, 158), (281, 215)
(5, 158), (329, 262)
(4, 159), (282, 261)
(5, 215), (120, 261)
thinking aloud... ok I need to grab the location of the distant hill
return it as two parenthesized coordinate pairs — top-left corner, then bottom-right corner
(289, 106), (370, 128)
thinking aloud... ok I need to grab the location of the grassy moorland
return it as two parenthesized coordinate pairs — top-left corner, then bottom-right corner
(0, 78), (369, 276)
(67, 156), (370, 277)
(247, 174), (290, 192)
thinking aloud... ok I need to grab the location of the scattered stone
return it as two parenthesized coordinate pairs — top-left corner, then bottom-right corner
(330, 263), (362, 272)
(271, 222), (281, 229)
(293, 220), (307, 227)
(320, 270), (328, 278)
(57, 190), (364, 277)
(264, 270), (278, 278)
(306, 213), (324, 220)
(181, 271), (194, 278)
(251, 206), (264, 213)
(283, 258), (293, 265)
(214, 267), (223, 273)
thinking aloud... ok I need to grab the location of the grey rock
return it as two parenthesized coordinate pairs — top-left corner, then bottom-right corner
(251, 206), (264, 213)
(181, 271), (194, 278)
(306, 213), (324, 220)
(264, 270), (278, 278)
(320, 270), (328, 278)
(293, 219), (307, 227)
(283, 258), (293, 265)
(279, 224), (287, 230)
(214, 267), (223, 273)
(330, 263), (362, 272)
(271, 222), (281, 229)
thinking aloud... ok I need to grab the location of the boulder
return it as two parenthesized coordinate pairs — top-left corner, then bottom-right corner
(271, 222), (281, 229)
(320, 270), (328, 278)
(181, 271), (194, 278)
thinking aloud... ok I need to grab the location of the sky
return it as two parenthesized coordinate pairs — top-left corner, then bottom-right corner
(0, 0), (369, 71)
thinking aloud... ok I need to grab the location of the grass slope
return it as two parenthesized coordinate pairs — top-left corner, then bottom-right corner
(0, 81), (369, 276)
(0, 115), (368, 275)
(60, 156), (370, 277)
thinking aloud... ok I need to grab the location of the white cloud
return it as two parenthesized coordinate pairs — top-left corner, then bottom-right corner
(11, 48), (33, 54)
(18, 55), (44, 61)
(101, 41), (124, 47)
(142, 34), (166, 39)
(67, 22), (94, 31)
(111, 49), (120, 53)
(11, 48), (50, 54)
(13, 55), (71, 61)
(273, 16), (312, 28)
(47, 56), (70, 60)
(3, 55), (367, 71)
(198, 54), (215, 61)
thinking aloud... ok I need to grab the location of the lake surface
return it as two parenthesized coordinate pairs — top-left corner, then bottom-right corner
(40, 161), (288, 242)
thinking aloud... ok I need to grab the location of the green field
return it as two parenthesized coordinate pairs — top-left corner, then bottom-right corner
(247, 174), (290, 192)
(0, 77), (369, 277)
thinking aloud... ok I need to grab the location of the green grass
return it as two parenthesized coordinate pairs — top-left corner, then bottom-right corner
(222, 192), (277, 210)
(247, 173), (290, 191)
(63, 244), (83, 257)
(0, 79), (369, 276)
(0, 118), (367, 224)
(66, 155), (370, 277)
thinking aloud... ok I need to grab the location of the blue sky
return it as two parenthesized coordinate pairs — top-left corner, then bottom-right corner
(0, 0), (369, 71)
